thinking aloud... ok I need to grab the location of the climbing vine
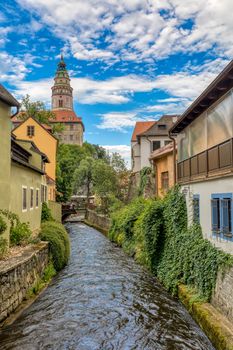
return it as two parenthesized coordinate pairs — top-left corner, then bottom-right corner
(109, 186), (233, 301)
(138, 166), (152, 196)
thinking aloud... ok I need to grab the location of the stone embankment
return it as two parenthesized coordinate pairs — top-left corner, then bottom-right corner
(0, 242), (48, 324)
(85, 210), (111, 235)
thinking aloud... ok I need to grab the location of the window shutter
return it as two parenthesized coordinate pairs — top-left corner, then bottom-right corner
(211, 199), (219, 234)
(222, 199), (230, 235)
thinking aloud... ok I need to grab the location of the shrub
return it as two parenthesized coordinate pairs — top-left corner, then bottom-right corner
(0, 237), (7, 258)
(110, 185), (233, 301)
(10, 222), (32, 246)
(41, 202), (53, 222)
(0, 216), (7, 235)
(39, 221), (70, 271)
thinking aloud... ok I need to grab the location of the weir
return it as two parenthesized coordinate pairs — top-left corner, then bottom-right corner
(0, 223), (215, 349)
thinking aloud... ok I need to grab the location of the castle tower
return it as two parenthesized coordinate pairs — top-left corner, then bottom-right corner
(51, 54), (73, 110)
(50, 55), (84, 146)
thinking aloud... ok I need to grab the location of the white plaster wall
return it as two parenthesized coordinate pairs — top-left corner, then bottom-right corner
(182, 177), (233, 255)
(140, 136), (171, 169)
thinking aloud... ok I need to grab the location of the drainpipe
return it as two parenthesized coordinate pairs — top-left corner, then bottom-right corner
(169, 131), (177, 185)
(11, 106), (20, 118)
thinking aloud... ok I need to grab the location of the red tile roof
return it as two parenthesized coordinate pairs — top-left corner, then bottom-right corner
(50, 109), (83, 123)
(131, 121), (155, 141)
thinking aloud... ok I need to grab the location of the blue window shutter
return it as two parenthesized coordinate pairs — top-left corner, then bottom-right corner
(211, 199), (219, 234)
(222, 199), (230, 235)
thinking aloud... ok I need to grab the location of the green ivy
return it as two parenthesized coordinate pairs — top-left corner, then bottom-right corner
(109, 185), (233, 301)
(41, 202), (53, 222)
(138, 166), (152, 196)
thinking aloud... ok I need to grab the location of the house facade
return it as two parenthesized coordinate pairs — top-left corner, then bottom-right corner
(13, 116), (58, 201)
(0, 85), (48, 243)
(170, 60), (233, 254)
(131, 115), (178, 173)
(150, 142), (177, 198)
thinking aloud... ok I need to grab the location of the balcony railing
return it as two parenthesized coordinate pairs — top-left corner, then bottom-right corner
(177, 138), (233, 183)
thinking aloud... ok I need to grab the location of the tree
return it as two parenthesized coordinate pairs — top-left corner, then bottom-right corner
(110, 152), (127, 173)
(19, 95), (64, 135)
(73, 157), (95, 198)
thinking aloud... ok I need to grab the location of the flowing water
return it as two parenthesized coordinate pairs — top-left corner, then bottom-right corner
(0, 223), (215, 350)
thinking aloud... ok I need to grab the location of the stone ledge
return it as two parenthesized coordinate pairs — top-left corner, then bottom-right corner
(0, 242), (48, 275)
(178, 284), (233, 350)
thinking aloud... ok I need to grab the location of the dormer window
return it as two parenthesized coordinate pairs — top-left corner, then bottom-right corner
(158, 124), (166, 130)
(27, 125), (35, 137)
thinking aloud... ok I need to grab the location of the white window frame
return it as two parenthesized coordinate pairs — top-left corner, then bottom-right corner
(22, 186), (27, 212)
(30, 187), (34, 210)
(36, 188), (39, 208)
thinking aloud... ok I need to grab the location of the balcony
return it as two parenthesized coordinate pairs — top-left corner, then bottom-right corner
(177, 138), (233, 183)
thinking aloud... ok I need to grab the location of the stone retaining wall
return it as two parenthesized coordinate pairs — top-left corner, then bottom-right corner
(0, 242), (49, 324)
(86, 210), (111, 233)
(212, 266), (233, 323)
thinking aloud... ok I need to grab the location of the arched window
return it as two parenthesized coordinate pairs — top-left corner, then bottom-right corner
(59, 100), (63, 107)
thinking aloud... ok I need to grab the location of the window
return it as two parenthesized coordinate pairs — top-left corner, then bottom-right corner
(161, 171), (169, 191)
(158, 124), (166, 130)
(22, 186), (27, 211)
(70, 135), (73, 141)
(165, 140), (172, 146)
(30, 188), (34, 209)
(193, 195), (200, 224)
(27, 125), (35, 137)
(211, 194), (232, 238)
(36, 189), (39, 208)
(152, 141), (161, 151)
(70, 124), (74, 130)
(41, 184), (44, 203)
(59, 99), (63, 107)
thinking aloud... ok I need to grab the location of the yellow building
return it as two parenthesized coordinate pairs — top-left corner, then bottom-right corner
(13, 117), (58, 201)
(150, 143), (176, 198)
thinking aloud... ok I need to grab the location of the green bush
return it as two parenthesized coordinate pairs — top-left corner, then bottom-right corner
(109, 185), (233, 301)
(10, 222), (32, 246)
(0, 237), (7, 258)
(41, 202), (53, 222)
(0, 216), (7, 235)
(39, 221), (70, 271)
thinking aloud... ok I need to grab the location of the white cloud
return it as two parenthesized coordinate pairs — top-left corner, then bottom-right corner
(97, 112), (141, 132)
(16, 0), (233, 62)
(102, 144), (131, 167)
(0, 52), (31, 83)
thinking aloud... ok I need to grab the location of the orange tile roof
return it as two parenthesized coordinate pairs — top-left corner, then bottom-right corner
(131, 121), (155, 141)
(50, 109), (82, 123)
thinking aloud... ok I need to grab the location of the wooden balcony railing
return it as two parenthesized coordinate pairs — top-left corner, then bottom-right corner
(177, 138), (233, 183)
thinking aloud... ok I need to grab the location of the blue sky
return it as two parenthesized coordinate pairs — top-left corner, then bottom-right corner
(0, 0), (232, 165)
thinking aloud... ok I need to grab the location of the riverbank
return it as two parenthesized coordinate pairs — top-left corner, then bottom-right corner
(85, 209), (233, 350)
(0, 223), (214, 349)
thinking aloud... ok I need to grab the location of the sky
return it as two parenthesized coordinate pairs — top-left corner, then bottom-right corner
(0, 0), (232, 166)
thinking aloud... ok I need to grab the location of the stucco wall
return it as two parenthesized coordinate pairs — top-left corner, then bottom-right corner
(58, 123), (83, 146)
(140, 136), (171, 169)
(0, 101), (11, 242)
(48, 200), (61, 222)
(10, 162), (44, 232)
(0, 242), (48, 324)
(13, 117), (57, 182)
(155, 152), (175, 197)
(182, 177), (233, 255)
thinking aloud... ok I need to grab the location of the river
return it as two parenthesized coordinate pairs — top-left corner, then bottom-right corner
(0, 223), (215, 350)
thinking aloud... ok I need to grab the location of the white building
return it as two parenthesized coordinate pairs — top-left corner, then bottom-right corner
(170, 60), (233, 254)
(131, 115), (178, 173)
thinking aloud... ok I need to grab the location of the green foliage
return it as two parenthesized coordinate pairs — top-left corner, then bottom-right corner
(0, 216), (7, 234)
(109, 186), (233, 301)
(41, 202), (53, 222)
(0, 237), (7, 258)
(27, 262), (56, 297)
(0, 209), (32, 247)
(10, 222), (32, 246)
(138, 166), (152, 196)
(39, 221), (70, 271)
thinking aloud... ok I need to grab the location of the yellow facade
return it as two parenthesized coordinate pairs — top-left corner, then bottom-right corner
(13, 117), (58, 201)
(153, 151), (176, 198)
